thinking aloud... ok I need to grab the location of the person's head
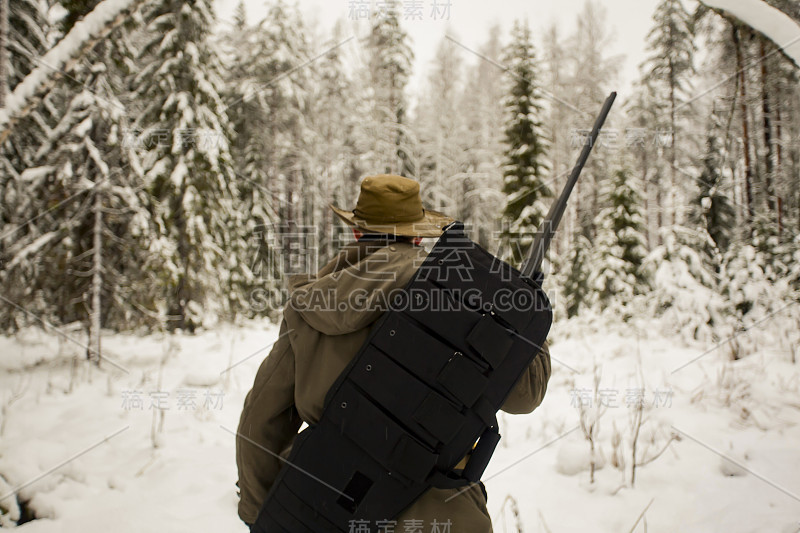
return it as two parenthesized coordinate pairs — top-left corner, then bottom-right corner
(331, 175), (454, 242)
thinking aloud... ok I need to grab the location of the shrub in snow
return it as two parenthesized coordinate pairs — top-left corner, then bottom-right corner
(722, 244), (774, 316)
(719, 242), (797, 359)
(644, 226), (725, 342)
(556, 438), (606, 476)
(0, 474), (21, 526)
(576, 363), (608, 484)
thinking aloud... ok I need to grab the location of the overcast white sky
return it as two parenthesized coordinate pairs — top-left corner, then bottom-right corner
(214, 0), (662, 107)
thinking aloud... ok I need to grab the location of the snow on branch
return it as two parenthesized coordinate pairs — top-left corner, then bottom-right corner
(6, 231), (61, 270)
(0, 0), (145, 141)
(701, 0), (800, 67)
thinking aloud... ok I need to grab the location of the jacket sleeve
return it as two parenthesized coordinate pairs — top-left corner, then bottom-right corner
(500, 339), (551, 415)
(235, 319), (303, 525)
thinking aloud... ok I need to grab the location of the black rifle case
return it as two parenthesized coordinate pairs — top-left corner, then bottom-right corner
(252, 223), (552, 532)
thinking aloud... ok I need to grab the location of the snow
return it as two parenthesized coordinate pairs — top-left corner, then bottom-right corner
(701, 0), (800, 67)
(0, 321), (279, 531)
(555, 438), (606, 476)
(0, 0), (138, 128)
(84, 137), (110, 178)
(6, 232), (60, 270)
(19, 166), (56, 184)
(170, 160), (188, 187)
(1, 314), (799, 531)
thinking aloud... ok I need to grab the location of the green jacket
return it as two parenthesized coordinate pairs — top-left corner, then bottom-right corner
(236, 238), (551, 531)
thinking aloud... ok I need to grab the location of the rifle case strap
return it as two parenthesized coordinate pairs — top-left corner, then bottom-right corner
(427, 404), (500, 490)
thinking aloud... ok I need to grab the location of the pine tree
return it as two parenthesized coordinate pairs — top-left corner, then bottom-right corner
(643, 0), (696, 228)
(0, 0), (7, 110)
(627, 77), (668, 248)
(0, 47), (148, 340)
(0, 0), (151, 337)
(220, 1), (288, 317)
(232, 0), (246, 30)
(768, 43), (800, 242)
(414, 34), (464, 218)
(692, 8), (752, 244)
(499, 19), (551, 267)
(306, 20), (359, 263)
(562, 231), (592, 318)
(588, 166), (649, 307)
(250, 1), (313, 293)
(564, 1), (620, 240)
(0, 0), (53, 191)
(457, 24), (505, 250)
(364, 1), (414, 176)
(59, 0), (101, 34)
(542, 23), (573, 259)
(692, 116), (735, 255)
(131, 0), (242, 331)
(6, 0), (49, 90)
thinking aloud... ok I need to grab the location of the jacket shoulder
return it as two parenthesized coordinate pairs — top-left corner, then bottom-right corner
(286, 242), (428, 336)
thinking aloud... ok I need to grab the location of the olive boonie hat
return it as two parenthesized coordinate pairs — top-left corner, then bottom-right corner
(330, 174), (454, 237)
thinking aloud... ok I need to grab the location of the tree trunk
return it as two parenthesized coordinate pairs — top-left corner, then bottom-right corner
(733, 25), (755, 226)
(0, 0), (8, 109)
(282, 166), (296, 275)
(760, 39), (777, 220)
(776, 98), (783, 173)
(640, 150), (657, 248)
(89, 184), (103, 365)
(653, 169), (663, 246)
(775, 97), (784, 238)
(171, 180), (190, 331)
(668, 57), (677, 228)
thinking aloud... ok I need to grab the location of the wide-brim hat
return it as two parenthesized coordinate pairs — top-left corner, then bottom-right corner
(331, 174), (454, 238)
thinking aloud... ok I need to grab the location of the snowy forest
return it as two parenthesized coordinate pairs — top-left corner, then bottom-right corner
(1, 0), (799, 340)
(1, 0), (800, 530)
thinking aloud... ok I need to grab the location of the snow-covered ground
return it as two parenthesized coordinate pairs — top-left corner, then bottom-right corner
(1, 315), (799, 532)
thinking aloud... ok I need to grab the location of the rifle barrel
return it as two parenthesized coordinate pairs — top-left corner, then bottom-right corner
(520, 92), (617, 279)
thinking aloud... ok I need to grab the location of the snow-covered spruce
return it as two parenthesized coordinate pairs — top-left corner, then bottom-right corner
(499, 19), (551, 267)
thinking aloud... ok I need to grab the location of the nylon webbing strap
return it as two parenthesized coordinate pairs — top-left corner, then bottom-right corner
(252, 223), (553, 533)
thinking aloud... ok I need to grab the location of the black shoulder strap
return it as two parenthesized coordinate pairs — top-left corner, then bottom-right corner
(253, 223), (552, 533)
